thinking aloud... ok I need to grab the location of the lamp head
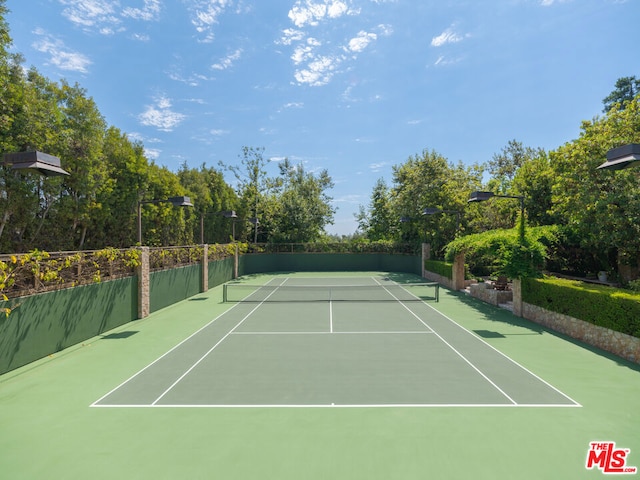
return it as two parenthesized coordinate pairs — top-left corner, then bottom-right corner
(168, 196), (194, 207)
(598, 144), (640, 170)
(468, 191), (495, 203)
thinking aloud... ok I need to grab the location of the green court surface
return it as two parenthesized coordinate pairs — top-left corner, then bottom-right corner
(1, 272), (639, 479)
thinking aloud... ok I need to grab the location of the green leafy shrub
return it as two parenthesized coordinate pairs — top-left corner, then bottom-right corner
(523, 277), (640, 338)
(424, 259), (453, 279)
(445, 225), (557, 279)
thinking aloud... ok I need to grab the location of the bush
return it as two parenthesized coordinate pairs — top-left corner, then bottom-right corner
(445, 225), (556, 279)
(523, 277), (640, 338)
(424, 259), (453, 279)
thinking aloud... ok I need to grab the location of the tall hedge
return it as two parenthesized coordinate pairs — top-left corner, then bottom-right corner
(523, 277), (640, 338)
(424, 259), (453, 279)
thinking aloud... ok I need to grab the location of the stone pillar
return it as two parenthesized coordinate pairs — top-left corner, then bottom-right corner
(512, 278), (523, 317)
(452, 253), (465, 291)
(233, 243), (239, 279)
(137, 246), (150, 319)
(201, 244), (209, 292)
(422, 243), (431, 278)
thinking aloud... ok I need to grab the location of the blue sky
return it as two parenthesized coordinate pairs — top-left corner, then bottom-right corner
(5, 0), (639, 235)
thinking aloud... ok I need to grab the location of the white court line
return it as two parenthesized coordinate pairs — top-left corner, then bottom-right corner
(150, 278), (290, 406)
(231, 331), (434, 335)
(92, 402), (582, 409)
(386, 279), (582, 407)
(370, 277), (435, 333)
(329, 299), (333, 333)
(373, 277), (517, 405)
(91, 277), (282, 407)
(426, 302), (581, 407)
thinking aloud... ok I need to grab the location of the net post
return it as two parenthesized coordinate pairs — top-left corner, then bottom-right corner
(435, 283), (439, 302)
(223, 283), (228, 303)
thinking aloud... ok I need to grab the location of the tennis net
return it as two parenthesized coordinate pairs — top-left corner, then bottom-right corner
(222, 282), (439, 303)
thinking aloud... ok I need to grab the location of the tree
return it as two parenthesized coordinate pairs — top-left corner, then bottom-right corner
(50, 81), (111, 250)
(390, 149), (480, 252)
(356, 178), (397, 240)
(220, 147), (271, 242)
(269, 159), (335, 243)
(549, 96), (640, 275)
(487, 140), (544, 194)
(178, 162), (237, 243)
(603, 76), (640, 113)
(511, 150), (556, 227)
(94, 127), (149, 247)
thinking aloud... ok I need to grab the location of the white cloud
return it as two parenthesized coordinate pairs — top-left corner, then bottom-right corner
(291, 37), (322, 64)
(288, 0), (352, 28)
(284, 1), (388, 87)
(377, 24), (393, 36)
(433, 54), (464, 67)
(278, 28), (306, 46)
(32, 29), (92, 73)
(210, 129), (229, 136)
(60, 0), (164, 35)
(122, 0), (162, 21)
(138, 95), (186, 131)
(59, 0), (120, 29)
(187, 0), (234, 42)
(431, 26), (467, 47)
(540, 0), (571, 5)
(347, 31), (376, 53)
(294, 55), (342, 86)
(131, 33), (151, 42)
(144, 147), (161, 160)
(369, 162), (388, 172)
(212, 49), (243, 70)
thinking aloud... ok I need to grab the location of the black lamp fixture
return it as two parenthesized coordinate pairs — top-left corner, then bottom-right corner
(422, 207), (461, 232)
(137, 196), (194, 244)
(597, 144), (640, 171)
(468, 191), (524, 211)
(2, 151), (70, 177)
(468, 191), (526, 242)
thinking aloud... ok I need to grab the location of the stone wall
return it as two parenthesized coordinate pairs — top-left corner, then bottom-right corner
(522, 302), (640, 364)
(423, 270), (454, 290)
(469, 282), (512, 306)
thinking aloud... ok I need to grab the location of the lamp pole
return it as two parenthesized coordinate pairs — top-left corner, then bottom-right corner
(422, 207), (461, 234)
(137, 196), (193, 245)
(468, 191), (525, 243)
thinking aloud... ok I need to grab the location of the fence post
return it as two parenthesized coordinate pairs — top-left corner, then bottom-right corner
(452, 253), (465, 291)
(422, 243), (430, 278)
(512, 278), (523, 317)
(234, 243), (238, 279)
(137, 246), (150, 319)
(201, 244), (209, 292)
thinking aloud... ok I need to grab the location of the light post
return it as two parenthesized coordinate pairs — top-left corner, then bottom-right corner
(468, 191), (525, 243)
(248, 217), (259, 243)
(137, 196), (193, 245)
(422, 207), (461, 234)
(220, 210), (238, 241)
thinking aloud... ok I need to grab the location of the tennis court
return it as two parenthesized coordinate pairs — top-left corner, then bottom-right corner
(1, 271), (639, 479)
(93, 275), (577, 408)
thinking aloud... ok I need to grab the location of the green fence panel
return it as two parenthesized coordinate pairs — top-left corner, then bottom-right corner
(0, 277), (137, 375)
(239, 253), (421, 275)
(379, 254), (422, 276)
(208, 256), (235, 288)
(150, 265), (202, 313)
